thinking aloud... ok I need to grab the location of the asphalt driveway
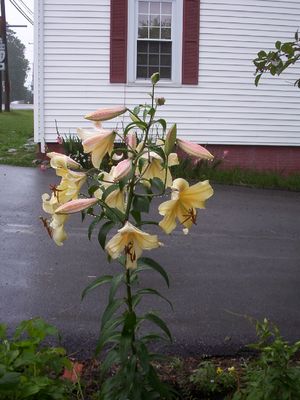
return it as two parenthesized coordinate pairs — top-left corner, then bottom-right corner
(0, 165), (299, 357)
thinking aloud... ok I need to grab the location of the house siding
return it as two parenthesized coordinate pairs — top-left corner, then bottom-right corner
(36, 0), (300, 148)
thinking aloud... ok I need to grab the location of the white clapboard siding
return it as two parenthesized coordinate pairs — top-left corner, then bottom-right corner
(35, 0), (300, 147)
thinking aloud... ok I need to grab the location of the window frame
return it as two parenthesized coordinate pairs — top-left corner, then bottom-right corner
(127, 0), (183, 85)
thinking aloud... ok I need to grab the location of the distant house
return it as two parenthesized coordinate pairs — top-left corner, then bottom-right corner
(34, 0), (300, 173)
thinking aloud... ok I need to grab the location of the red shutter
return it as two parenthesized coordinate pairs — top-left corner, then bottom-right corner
(110, 0), (128, 83)
(182, 0), (200, 84)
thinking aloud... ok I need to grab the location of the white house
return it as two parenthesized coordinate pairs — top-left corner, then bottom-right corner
(34, 0), (300, 173)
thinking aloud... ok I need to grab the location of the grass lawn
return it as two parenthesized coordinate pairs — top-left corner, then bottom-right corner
(0, 110), (35, 167)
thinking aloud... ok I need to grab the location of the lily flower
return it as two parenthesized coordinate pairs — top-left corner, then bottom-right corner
(105, 221), (160, 269)
(55, 197), (98, 214)
(94, 170), (125, 212)
(80, 129), (116, 169)
(84, 106), (126, 122)
(158, 178), (213, 234)
(177, 139), (214, 160)
(42, 193), (69, 246)
(137, 143), (179, 188)
(56, 170), (86, 203)
(47, 152), (81, 176)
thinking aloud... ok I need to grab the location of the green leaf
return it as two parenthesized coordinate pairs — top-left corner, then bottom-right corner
(137, 257), (170, 287)
(101, 298), (123, 329)
(255, 74), (262, 86)
(275, 40), (281, 50)
(98, 221), (115, 249)
(142, 312), (172, 342)
(88, 184), (100, 196)
(101, 349), (120, 374)
(132, 195), (150, 213)
(105, 207), (125, 223)
(131, 210), (142, 225)
(81, 275), (113, 300)
(0, 372), (21, 389)
(154, 118), (167, 133)
(136, 288), (173, 310)
(88, 214), (103, 240)
(109, 273), (124, 302)
(122, 311), (137, 337)
(151, 177), (165, 192)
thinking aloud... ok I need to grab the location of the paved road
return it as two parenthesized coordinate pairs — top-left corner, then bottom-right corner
(0, 165), (299, 357)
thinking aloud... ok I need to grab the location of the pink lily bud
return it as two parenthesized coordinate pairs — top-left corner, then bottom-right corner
(177, 139), (214, 160)
(84, 106), (126, 122)
(55, 198), (98, 214)
(112, 159), (132, 181)
(126, 132), (137, 150)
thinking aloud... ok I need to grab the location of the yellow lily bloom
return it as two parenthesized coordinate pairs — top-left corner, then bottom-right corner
(42, 193), (69, 246)
(137, 142), (178, 188)
(47, 152), (81, 176)
(80, 129), (116, 169)
(94, 170), (125, 212)
(56, 170), (86, 203)
(158, 178), (213, 234)
(105, 222), (160, 269)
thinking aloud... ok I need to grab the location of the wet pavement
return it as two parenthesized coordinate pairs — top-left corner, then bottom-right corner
(0, 165), (300, 357)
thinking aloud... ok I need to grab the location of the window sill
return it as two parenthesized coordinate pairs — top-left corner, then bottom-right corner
(126, 79), (182, 88)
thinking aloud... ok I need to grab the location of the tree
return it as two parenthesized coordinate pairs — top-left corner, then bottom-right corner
(253, 31), (300, 88)
(6, 29), (32, 102)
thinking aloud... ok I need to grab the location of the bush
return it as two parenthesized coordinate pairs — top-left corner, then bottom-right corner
(0, 318), (72, 399)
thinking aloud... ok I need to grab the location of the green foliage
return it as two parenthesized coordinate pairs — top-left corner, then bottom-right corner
(7, 29), (32, 102)
(190, 361), (237, 397)
(253, 31), (300, 87)
(233, 319), (300, 400)
(0, 318), (72, 399)
(0, 110), (35, 167)
(172, 157), (300, 191)
(59, 132), (93, 169)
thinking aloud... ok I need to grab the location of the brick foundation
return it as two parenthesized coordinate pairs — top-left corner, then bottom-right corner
(38, 143), (300, 175)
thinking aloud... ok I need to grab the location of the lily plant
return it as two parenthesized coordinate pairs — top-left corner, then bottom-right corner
(41, 73), (214, 399)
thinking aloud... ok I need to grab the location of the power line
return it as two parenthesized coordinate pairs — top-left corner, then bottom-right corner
(18, 0), (33, 16)
(8, 0), (33, 25)
(9, 0), (33, 24)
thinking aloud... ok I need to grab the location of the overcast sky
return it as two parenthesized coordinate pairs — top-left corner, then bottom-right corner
(5, 0), (34, 85)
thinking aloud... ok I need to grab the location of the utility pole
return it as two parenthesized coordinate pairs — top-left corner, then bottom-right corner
(0, 0), (10, 112)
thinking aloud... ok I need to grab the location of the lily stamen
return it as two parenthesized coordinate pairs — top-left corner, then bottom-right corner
(39, 216), (53, 238)
(125, 241), (136, 263)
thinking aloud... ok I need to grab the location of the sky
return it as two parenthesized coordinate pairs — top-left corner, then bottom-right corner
(5, 0), (34, 86)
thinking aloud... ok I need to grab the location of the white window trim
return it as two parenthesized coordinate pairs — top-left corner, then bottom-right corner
(127, 0), (183, 85)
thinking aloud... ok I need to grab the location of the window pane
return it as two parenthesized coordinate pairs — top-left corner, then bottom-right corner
(160, 67), (171, 79)
(160, 42), (171, 54)
(137, 66), (148, 78)
(138, 27), (149, 38)
(160, 54), (171, 66)
(137, 53), (148, 65)
(149, 42), (159, 53)
(139, 1), (149, 13)
(149, 54), (159, 66)
(161, 28), (171, 39)
(150, 2), (160, 14)
(138, 41), (148, 53)
(161, 15), (171, 27)
(150, 14), (160, 27)
(149, 27), (159, 39)
(138, 14), (148, 27)
(161, 2), (172, 14)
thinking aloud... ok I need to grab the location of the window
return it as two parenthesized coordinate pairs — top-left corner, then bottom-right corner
(110, 0), (200, 85)
(127, 0), (183, 83)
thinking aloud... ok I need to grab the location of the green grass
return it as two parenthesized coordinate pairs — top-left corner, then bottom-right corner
(0, 110), (35, 166)
(172, 158), (300, 192)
